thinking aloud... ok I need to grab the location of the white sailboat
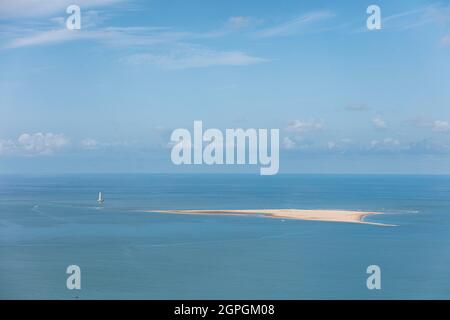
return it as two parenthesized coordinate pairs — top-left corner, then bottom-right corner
(97, 192), (104, 204)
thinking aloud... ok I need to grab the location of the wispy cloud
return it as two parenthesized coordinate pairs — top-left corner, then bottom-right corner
(352, 3), (448, 34)
(255, 11), (334, 38)
(0, 0), (124, 19)
(1, 9), (268, 69)
(3, 10), (263, 49)
(226, 16), (262, 29)
(228, 16), (252, 29)
(383, 7), (429, 29)
(125, 45), (267, 69)
(285, 119), (325, 134)
(6, 28), (83, 48)
(382, 3), (450, 31)
(4, 24), (191, 49)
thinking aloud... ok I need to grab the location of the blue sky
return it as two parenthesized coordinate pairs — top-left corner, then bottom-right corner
(0, 0), (450, 174)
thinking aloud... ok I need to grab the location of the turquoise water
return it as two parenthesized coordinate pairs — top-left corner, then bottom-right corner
(0, 174), (449, 299)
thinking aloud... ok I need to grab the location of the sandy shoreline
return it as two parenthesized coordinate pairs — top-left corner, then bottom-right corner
(145, 209), (393, 226)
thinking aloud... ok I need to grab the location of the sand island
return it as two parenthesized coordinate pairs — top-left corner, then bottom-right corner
(145, 209), (393, 226)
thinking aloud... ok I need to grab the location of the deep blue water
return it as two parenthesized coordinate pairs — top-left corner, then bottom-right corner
(0, 174), (449, 299)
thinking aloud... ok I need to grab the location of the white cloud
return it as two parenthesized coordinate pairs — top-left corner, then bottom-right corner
(255, 11), (334, 38)
(407, 138), (450, 154)
(285, 119), (325, 134)
(432, 120), (450, 132)
(372, 116), (387, 129)
(282, 137), (297, 150)
(325, 137), (403, 153)
(81, 138), (99, 149)
(0, 0), (123, 19)
(0, 133), (70, 155)
(326, 138), (353, 151)
(125, 46), (267, 69)
(0, 139), (15, 155)
(327, 141), (337, 150)
(411, 117), (450, 133)
(13, 132), (70, 155)
(370, 138), (400, 149)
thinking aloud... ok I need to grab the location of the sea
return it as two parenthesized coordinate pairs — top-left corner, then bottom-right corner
(0, 174), (449, 299)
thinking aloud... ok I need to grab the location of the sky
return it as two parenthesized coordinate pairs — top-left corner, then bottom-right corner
(0, 0), (450, 174)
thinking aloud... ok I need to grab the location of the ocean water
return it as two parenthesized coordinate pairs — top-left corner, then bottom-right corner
(0, 174), (449, 299)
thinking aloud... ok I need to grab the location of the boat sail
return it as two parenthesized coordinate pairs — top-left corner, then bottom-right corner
(97, 192), (104, 203)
